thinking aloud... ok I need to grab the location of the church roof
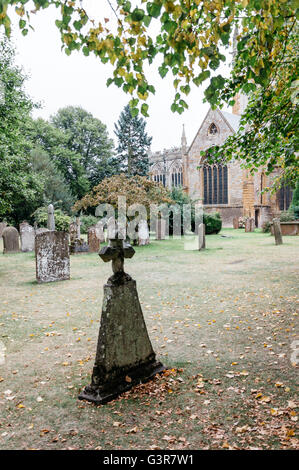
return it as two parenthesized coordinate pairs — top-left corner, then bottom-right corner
(221, 111), (241, 132)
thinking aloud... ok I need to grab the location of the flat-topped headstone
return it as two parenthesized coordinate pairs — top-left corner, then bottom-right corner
(156, 219), (166, 240)
(198, 223), (206, 251)
(20, 222), (35, 252)
(0, 222), (7, 238)
(273, 218), (283, 245)
(35, 231), (70, 283)
(138, 219), (150, 246)
(233, 217), (239, 229)
(88, 226), (100, 253)
(47, 204), (55, 231)
(78, 232), (165, 405)
(2, 227), (20, 253)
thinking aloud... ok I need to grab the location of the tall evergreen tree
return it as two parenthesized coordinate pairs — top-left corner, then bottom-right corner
(114, 104), (152, 177)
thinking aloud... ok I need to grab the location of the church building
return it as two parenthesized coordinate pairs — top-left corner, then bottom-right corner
(149, 99), (293, 228)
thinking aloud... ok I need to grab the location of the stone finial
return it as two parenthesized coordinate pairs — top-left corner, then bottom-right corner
(47, 204), (55, 231)
(99, 232), (135, 284)
(181, 124), (187, 153)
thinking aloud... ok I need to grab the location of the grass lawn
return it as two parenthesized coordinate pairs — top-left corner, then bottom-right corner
(0, 229), (298, 450)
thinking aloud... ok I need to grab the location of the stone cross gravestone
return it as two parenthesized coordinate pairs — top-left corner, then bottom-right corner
(138, 220), (150, 246)
(88, 226), (100, 253)
(273, 218), (283, 245)
(2, 227), (20, 253)
(78, 232), (165, 405)
(156, 219), (166, 240)
(35, 231), (70, 283)
(47, 204), (55, 231)
(198, 223), (206, 251)
(20, 222), (35, 252)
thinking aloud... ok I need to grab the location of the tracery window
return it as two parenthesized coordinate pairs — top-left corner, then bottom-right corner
(203, 164), (228, 204)
(152, 167), (166, 187)
(171, 164), (183, 187)
(208, 123), (218, 135)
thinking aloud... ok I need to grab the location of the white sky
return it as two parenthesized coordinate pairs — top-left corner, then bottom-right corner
(8, 1), (232, 152)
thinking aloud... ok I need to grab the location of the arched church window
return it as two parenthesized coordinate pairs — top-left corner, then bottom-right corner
(171, 165), (183, 187)
(208, 123), (218, 135)
(203, 164), (228, 204)
(152, 167), (166, 187)
(278, 183), (293, 211)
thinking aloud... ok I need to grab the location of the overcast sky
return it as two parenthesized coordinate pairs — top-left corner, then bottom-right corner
(8, 1), (232, 152)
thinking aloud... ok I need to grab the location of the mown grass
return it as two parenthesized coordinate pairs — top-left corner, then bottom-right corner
(0, 229), (298, 450)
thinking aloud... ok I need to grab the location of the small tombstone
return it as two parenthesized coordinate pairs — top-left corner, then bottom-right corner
(107, 216), (117, 241)
(19, 222), (35, 252)
(2, 227), (20, 254)
(233, 217), (239, 229)
(0, 222), (7, 238)
(250, 217), (255, 232)
(95, 222), (105, 243)
(198, 223), (206, 251)
(76, 217), (81, 239)
(156, 219), (166, 240)
(138, 220), (150, 246)
(47, 204), (55, 231)
(69, 222), (77, 245)
(245, 217), (255, 232)
(78, 231), (165, 405)
(273, 218), (283, 245)
(88, 226), (100, 253)
(35, 231), (70, 283)
(70, 238), (89, 254)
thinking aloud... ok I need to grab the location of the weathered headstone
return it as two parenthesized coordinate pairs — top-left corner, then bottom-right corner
(250, 217), (255, 232)
(35, 231), (70, 283)
(20, 222), (35, 252)
(78, 233), (165, 405)
(76, 216), (81, 239)
(233, 217), (239, 229)
(138, 220), (150, 246)
(107, 216), (117, 241)
(47, 204), (55, 231)
(95, 222), (105, 243)
(70, 238), (89, 254)
(69, 222), (77, 245)
(0, 222), (7, 238)
(156, 219), (166, 240)
(198, 223), (206, 251)
(2, 227), (20, 254)
(88, 226), (100, 253)
(273, 218), (283, 245)
(245, 217), (255, 232)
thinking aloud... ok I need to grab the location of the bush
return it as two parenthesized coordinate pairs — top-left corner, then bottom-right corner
(203, 212), (222, 234)
(80, 215), (99, 234)
(293, 206), (299, 219)
(280, 210), (295, 222)
(262, 221), (271, 233)
(33, 207), (71, 231)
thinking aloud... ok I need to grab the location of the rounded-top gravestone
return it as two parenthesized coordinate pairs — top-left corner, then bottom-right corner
(2, 226), (20, 254)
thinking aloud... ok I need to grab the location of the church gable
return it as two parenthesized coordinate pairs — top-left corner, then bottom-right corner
(188, 108), (236, 163)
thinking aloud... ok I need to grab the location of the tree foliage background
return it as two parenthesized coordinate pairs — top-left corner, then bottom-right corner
(0, 0), (297, 186)
(114, 104), (152, 176)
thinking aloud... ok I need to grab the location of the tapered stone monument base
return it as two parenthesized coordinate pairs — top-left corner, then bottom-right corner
(78, 275), (165, 405)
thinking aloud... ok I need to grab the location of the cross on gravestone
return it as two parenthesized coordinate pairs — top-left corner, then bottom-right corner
(78, 231), (165, 405)
(47, 204), (55, 231)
